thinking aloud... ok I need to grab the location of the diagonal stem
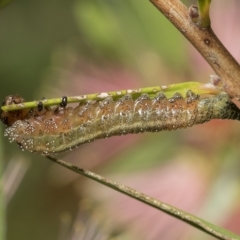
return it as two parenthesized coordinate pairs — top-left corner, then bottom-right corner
(149, 0), (240, 99)
(46, 155), (240, 240)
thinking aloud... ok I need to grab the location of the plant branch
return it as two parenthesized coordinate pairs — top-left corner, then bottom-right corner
(149, 0), (240, 99)
(46, 155), (240, 240)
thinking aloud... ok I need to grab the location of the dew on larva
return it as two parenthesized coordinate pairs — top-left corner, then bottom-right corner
(1, 91), (240, 154)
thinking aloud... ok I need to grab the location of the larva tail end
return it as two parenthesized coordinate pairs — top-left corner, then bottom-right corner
(227, 101), (240, 121)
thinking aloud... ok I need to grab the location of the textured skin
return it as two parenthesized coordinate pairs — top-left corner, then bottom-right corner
(0, 95), (30, 126)
(2, 91), (240, 154)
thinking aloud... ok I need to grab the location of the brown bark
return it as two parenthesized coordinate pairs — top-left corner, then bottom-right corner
(150, 0), (240, 99)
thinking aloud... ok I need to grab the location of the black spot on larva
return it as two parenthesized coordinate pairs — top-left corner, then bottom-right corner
(37, 101), (43, 111)
(1, 116), (8, 125)
(60, 96), (68, 107)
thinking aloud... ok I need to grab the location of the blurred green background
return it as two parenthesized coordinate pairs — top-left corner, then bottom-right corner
(1, 0), (240, 239)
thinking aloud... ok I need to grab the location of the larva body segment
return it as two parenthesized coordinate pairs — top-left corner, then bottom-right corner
(2, 92), (240, 154)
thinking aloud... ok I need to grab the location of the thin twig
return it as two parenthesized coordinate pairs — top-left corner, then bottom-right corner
(46, 155), (240, 240)
(1, 82), (217, 112)
(149, 0), (240, 99)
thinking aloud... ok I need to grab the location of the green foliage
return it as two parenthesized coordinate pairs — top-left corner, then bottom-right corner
(1, 1), (240, 240)
(198, 0), (211, 27)
(0, 0), (11, 9)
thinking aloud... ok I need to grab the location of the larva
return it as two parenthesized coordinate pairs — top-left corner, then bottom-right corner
(1, 91), (240, 154)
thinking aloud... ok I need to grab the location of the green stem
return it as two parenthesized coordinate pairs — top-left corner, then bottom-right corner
(197, 0), (211, 28)
(1, 82), (220, 112)
(46, 155), (240, 240)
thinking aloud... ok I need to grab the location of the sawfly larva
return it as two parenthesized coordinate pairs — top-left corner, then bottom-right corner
(1, 91), (240, 154)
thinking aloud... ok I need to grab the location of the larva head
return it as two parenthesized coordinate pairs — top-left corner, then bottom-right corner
(1, 95), (29, 126)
